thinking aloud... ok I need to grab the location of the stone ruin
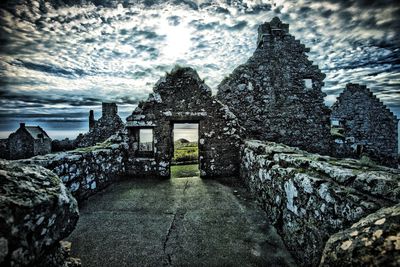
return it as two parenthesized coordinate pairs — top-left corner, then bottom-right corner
(1, 16), (400, 267)
(8, 123), (52, 160)
(217, 17), (332, 155)
(75, 102), (124, 147)
(331, 83), (399, 167)
(125, 66), (242, 178)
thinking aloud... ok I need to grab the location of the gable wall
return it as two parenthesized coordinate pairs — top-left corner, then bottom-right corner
(126, 68), (242, 178)
(9, 130), (34, 160)
(217, 17), (332, 155)
(331, 83), (398, 167)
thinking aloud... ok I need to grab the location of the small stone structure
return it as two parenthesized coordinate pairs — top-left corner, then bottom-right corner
(241, 140), (400, 266)
(0, 159), (79, 266)
(217, 17), (331, 155)
(126, 66), (242, 178)
(75, 102), (124, 148)
(331, 83), (398, 167)
(8, 123), (52, 160)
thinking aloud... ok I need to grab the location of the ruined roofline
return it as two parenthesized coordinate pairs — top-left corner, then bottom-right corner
(335, 83), (399, 121)
(258, 17), (313, 50)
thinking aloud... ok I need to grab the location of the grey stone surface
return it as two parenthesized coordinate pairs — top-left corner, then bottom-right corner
(217, 17), (331, 155)
(0, 159), (79, 266)
(20, 133), (129, 202)
(66, 175), (296, 267)
(320, 204), (400, 267)
(240, 140), (400, 266)
(75, 103), (124, 148)
(126, 66), (242, 178)
(0, 139), (9, 159)
(331, 83), (398, 167)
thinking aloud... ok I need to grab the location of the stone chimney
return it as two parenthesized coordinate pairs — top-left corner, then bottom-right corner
(89, 110), (95, 130)
(102, 103), (118, 118)
(20, 123), (25, 128)
(257, 17), (289, 48)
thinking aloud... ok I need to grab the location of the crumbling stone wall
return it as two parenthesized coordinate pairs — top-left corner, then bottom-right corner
(240, 140), (400, 266)
(331, 83), (398, 168)
(75, 103), (124, 148)
(126, 66), (242, 178)
(0, 159), (80, 266)
(217, 17), (331, 155)
(21, 133), (129, 202)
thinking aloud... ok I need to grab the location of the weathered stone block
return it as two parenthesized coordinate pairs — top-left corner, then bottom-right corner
(320, 204), (400, 267)
(0, 159), (79, 266)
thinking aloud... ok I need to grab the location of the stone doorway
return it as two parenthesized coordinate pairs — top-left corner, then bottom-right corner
(170, 122), (200, 178)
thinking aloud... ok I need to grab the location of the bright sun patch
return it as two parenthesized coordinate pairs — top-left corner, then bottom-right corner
(161, 23), (193, 60)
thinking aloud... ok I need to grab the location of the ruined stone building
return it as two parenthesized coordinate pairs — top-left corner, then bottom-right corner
(75, 102), (124, 147)
(8, 123), (52, 160)
(217, 17), (331, 155)
(331, 83), (398, 167)
(126, 66), (242, 178)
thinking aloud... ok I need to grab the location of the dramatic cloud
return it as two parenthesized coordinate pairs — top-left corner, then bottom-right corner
(0, 0), (399, 137)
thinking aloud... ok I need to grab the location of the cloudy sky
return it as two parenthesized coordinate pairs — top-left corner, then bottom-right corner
(0, 0), (399, 139)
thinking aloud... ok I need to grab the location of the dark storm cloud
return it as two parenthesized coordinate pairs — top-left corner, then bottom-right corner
(228, 21), (247, 31)
(321, 0), (399, 8)
(0, 0), (399, 126)
(11, 59), (88, 77)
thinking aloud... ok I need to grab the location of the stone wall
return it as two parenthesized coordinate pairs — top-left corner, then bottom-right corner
(0, 159), (79, 266)
(240, 140), (400, 266)
(0, 139), (9, 159)
(217, 17), (331, 155)
(126, 66), (242, 178)
(34, 137), (52, 156)
(75, 103), (124, 148)
(331, 83), (398, 168)
(20, 133), (129, 202)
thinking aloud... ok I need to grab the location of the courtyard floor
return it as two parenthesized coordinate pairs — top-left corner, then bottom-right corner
(66, 171), (295, 266)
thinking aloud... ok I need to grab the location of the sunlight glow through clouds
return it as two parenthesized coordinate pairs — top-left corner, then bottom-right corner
(0, 0), (399, 138)
(162, 22), (193, 60)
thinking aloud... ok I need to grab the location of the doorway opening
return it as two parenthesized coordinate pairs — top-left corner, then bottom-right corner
(171, 122), (200, 178)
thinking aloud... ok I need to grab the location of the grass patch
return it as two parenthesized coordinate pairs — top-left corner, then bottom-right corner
(73, 140), (113, 153)
(359, 155), (378, 168)
(171, 164), (200, 178)
(173, 141), (198, 164)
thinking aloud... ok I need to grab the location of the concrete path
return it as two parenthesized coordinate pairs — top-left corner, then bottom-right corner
(66, 176), (296, 267)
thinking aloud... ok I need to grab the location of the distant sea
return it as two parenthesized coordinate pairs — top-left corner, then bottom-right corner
(0, 121), (87, 140)
(0, 113), (199, 142)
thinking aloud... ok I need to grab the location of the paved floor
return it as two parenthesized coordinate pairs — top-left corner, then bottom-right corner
(66, 176), (296, 267)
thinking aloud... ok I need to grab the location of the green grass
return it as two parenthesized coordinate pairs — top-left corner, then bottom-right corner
(173, 142), (198, 163)
(73, 140), (113, 153)
(171, 164), (200, 178)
